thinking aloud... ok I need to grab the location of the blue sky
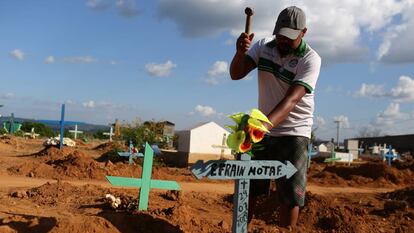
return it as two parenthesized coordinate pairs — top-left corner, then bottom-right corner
(1, 0), (414, 141)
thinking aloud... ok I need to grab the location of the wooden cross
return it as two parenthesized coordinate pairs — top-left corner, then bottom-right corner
(103, 126), (114, 142)
(106, 142), (181, 210)
(117, 140), (143, 164)
(191, 154), (297, 233)
(69, 124), (83, 140)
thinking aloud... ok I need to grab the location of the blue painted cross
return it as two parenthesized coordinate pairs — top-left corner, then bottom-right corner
(59, 104), (65, 150)
(191, 154), (297, 233)
(107, 142), (181, 211)
(384, 145), (398, 166)
(117, 140), (144, 164)
(307, 143), (318, 168)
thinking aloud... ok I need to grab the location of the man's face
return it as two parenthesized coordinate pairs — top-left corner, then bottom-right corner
(276, 30), (304, 56)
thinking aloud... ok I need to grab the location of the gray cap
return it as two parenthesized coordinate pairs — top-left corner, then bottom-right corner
(273, 6), (306, 40)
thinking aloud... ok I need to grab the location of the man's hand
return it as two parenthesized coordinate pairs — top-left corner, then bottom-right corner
(236, 33), (254, 55)
(263, 121), (273, 131)
(230, 32), (256, 80)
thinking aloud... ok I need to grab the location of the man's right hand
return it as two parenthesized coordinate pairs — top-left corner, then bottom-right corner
(236, 33), (254, 54)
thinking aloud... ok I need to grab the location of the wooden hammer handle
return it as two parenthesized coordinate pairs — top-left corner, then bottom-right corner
(244, 7), (254, 34)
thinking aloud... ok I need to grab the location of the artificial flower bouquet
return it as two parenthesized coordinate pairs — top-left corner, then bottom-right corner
(226, 108), (273, 157)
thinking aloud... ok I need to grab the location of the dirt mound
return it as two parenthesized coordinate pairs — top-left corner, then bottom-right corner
(26, 181), (105, 206)
(8, 149), (141, 180)
(7, 149), (202, 182)
(94, 141), (127, 152)
(30, 146), (73, 159)
(309, 162), (414, 187)
(394, 159), (414, 172)
(383, 187), (414, 208)
(0, 135), (18, 145)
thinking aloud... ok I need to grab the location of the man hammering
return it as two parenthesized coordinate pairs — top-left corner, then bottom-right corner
(230, 6), (321, 227)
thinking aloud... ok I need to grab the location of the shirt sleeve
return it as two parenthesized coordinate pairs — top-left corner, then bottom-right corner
(293, 52), (321, 94)
(246, 39), (263, 66)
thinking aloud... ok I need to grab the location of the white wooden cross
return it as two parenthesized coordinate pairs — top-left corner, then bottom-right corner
(69, 124), (83, 139)
(103, 126), (114, 142)
(24, 128), (40, 139)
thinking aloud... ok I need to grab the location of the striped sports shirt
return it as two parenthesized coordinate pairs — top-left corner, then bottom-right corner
(247, 36), (321, 138)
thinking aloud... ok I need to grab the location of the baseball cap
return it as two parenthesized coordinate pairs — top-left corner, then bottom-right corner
(272, 6), (306, 40)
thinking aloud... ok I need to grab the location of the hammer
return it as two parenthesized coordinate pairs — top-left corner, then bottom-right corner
(244, 7), (254, 34)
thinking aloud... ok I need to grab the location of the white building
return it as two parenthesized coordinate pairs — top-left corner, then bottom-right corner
(176, 121), (232, 164)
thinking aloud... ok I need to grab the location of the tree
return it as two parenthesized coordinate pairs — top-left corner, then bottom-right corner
(20, 122), (53, 137)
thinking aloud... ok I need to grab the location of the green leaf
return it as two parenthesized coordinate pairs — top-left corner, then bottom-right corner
(228, 112), (245, 124)
(247, 118), (269, 133)
(250, 108), (273, 126)
(226, 131), (245, 152)
(224, 125), (238, 132)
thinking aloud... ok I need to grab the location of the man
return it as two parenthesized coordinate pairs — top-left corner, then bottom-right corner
(230, 6), (321, 227)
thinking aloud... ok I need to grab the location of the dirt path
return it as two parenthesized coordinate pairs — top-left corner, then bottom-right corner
(0, 175), (394, 195)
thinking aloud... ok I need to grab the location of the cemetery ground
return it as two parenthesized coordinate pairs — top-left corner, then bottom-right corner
(0, 136), (413, 233)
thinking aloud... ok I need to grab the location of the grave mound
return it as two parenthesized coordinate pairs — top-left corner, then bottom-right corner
(0, 135), (18, 146)
(94, 141), (127, 152)
(308, 162), (414, 187)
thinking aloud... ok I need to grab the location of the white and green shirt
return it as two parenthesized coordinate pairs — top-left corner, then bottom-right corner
(247, 36), (321, 138)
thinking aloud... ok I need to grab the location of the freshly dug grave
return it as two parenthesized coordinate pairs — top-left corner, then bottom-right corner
(7, 146), (202, 182)
(3, 182), (413, 233)
(308, 162), (414, 188)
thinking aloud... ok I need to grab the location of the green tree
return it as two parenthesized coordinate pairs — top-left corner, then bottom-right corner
(21, 122), (54, 137)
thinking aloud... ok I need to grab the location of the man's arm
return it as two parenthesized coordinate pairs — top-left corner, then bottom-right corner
(230, 33), (256, 80)
(266, 85), (307, 129)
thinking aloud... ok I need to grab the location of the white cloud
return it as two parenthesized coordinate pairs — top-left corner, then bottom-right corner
(86, 0), (111, 9)
(357, 75), (414, 102)
(82, 100), (114, 109)
(377, 3), (414, 63)
(356, 83), (385, 97)
(44, 56), (55, 64)
(315, 116), (326, 127)
(375, 102), (408, 125)
(333, 115), (350, 128)
(390, 75), (414, 102)
(205, 61), (228, 85)
(0, 93), (15, 99)
(157, 0), (414, 63)
(9, 49), (25, 61)
(87, 0), (140, 17)
(116, 0), (140, 17)
(63, 56), (97, 63)
(82, 100), (96, 108)
(65, 100), (76, 105)
(194, 105), (217, 117)
(145, 60), (176, 77)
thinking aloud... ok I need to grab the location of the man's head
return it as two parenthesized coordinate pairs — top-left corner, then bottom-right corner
(273, 6), (307, 56)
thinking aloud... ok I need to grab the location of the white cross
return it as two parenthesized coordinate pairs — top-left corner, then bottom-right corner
(24, 127), (39, 139)
(69, 124), (83, 139)
(103, 126), (114, 142)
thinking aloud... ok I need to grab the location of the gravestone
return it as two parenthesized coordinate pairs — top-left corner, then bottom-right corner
(107, 142), (181, 210)
(191, 154), (297, 233)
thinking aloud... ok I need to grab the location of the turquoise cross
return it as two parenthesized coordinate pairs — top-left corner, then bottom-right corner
(107, 142), (180, 210)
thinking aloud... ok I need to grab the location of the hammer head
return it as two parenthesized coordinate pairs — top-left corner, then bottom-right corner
(245, 7), (254, 16)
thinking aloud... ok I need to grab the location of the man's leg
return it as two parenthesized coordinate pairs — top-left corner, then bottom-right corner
(274, 136), (309, 227)
(279, 204), (299, 227)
